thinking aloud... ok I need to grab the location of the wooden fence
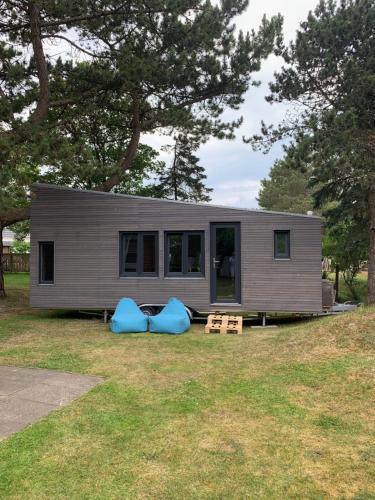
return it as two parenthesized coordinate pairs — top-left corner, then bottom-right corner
(2, 253), (30, 272)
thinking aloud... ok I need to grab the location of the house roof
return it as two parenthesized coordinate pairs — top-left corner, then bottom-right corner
(2, 228), (30, 246)
(32, 183), (322, 220)
(3, 228), (14, 246)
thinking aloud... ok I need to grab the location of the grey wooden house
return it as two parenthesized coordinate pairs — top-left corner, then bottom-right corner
(30, 183), (323, 315)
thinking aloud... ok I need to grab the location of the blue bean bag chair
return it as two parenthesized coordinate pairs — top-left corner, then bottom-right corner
(149, 297), (190, 334)
(110, 298), (148, 333)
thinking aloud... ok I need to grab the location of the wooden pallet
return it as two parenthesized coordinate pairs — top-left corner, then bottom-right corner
(204, 314), (243, 335)
(226, 315), (243, 335)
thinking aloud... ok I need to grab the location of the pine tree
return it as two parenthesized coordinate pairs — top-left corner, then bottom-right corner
(158, 135), (212, 202)
(0, 1), (283, 297)
(248, 0), (375, 303)
(257, 158), (314, 214)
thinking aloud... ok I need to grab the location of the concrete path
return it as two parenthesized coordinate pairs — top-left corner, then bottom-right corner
(0, 366), (102, 439)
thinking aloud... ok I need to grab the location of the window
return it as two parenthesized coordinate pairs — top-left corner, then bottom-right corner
(39, 241), (54, 284)
(120, 232), (158, 276)
(165, 231), (204, 276)
(274, 230), (290, 259)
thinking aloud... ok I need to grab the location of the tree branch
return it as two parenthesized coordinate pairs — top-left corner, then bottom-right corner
(93, 98), (141, 192)
(41, 34), (109, 59)
(0, 206), (31, 227)
(1, 2), (144, 33)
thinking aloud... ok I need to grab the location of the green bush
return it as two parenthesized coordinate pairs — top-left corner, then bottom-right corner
(10, 241), (30, 254)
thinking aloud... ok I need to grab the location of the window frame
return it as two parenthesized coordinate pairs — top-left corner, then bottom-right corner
(119, 231), (159, 277)
(274, 230), (291, 260)
(164, 231), (205, 277)
(38, 241), (55, 284)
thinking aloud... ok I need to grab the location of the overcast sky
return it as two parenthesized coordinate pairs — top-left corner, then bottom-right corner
(43, 1), (320, 207)
(144, 0), (320, 208)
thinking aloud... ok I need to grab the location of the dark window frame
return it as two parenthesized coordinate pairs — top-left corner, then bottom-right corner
(38, 241), (54, 284)
(119, 231), (159, 277)
(274, 230), (291, 259)
(164, 231), (205, 277)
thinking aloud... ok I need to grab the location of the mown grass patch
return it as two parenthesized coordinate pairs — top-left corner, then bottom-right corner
(4, 272), (30, 289)
(0, 276), (374, 498)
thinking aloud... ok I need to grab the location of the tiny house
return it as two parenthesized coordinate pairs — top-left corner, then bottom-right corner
(30, 183), (323, 315)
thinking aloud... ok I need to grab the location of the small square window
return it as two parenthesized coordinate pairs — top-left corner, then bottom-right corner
(274, 230), (290, 259)
(120, 232), (158, 276)
(165, 231), (204, 276)
(39, 241), (54, 284)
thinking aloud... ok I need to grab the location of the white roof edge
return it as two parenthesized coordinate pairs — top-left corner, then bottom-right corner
(31, 183), (322, 220)
(2, 228), (30, 244)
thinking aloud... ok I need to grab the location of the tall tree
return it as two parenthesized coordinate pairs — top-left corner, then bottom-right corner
(1, 0), (283, 226)
(248, 0), (375, 303)
(42, 102), (166, 193)
(158, 134), (212, 202)
(258, 157), (314, 214)
(0, 0), (283, 297)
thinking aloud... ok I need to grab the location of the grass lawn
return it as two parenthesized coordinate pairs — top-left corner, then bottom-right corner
(0, 273), (374, 499)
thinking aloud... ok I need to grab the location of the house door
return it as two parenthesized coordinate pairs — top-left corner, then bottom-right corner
(210, 223), (241, 304)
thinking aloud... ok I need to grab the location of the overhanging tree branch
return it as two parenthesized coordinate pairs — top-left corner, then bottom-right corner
(41, 34), (109, 59)
(93, 98), (141, 192)
(1, 206), (31, 228)
(0, 2), (174, 33)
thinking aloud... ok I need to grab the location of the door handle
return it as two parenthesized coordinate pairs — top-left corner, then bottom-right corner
(212, 258), (220, 268)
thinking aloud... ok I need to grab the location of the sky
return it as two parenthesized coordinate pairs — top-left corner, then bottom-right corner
(144, 0), (320, 208)
(43, 1), (320, 208)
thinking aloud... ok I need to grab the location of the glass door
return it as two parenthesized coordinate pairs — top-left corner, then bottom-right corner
(210, 223), (241, 303)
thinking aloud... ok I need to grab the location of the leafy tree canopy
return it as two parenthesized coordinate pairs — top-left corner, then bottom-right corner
(1, 0), (283, 225)
(257, 156), (314, 214)
(11, 240), (30, 254)
(247, 0), (375, 302)
(0, 0), (283, 296)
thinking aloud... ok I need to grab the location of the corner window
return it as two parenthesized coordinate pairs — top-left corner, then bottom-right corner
(39, 241), (54, 284)
(274, 230), (290, 259)
(165, 231), (204, 276)
(120, 232), (158, 276)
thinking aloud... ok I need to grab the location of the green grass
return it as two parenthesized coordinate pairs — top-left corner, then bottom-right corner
(4, 272), (29, 289)
(0, 275), (374, 499)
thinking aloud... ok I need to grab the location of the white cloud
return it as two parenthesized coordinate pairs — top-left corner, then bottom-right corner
(42, 1), (320, 209)
(236, 0), (318, 39)
(211, 179), (262, 209)
(145, 1), (320, 209)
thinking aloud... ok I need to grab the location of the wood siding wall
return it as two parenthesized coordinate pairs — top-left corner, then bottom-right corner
(30, 185), (322, 313)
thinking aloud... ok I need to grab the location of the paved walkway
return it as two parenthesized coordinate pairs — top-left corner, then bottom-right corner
(0, 366), (102, 439)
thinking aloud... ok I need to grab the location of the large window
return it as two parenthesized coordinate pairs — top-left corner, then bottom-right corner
(274, 230), (290, 259)
(165, 231), (204, 276)
(120, 232), (158, 276)
(39, 241), (54, 284)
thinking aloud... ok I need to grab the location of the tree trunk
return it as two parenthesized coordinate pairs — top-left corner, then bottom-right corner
(94, 99), (141, 193)
(0, 224), (5, 298)
(335, 264), (340, 302)
(29, 3), (50, 123)
(368, 175), (375, 304)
